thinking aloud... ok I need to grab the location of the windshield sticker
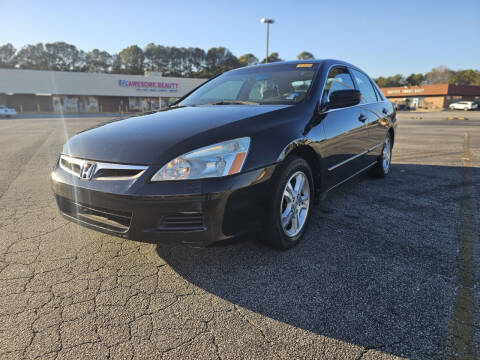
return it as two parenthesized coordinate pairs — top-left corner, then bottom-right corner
(296, 64), (313, 68)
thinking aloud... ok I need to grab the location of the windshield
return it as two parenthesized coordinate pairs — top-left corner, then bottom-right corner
(179, 63), (318, 106)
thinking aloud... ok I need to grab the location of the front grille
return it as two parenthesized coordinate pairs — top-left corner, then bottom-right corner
(59, 154), (147, 181)
(158, 213), (205, 231)
(94, 168), (144, 179)
(59, 156), (82, 177)
(56, 196), (131, 233)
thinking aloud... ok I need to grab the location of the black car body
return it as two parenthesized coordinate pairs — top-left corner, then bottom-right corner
(51, 59), (396, 249)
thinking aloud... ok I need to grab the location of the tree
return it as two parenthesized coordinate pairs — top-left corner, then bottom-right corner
(144, 44), (206, 77)
(424, 66), (454, 84)
(180, 47), (206, 77)
(238, 53), (258, 67)
(144, 43), (168, 73)
(374, 74), (405, 87)
(405, 73), (425, 86)
(448, 70), (480, 86)
(117, 45), (144, 74)
(261, 52), (282, 63)
(15, 43), (49, 70)
(85, 49), (112, 73)
(166, 46), (186, 76)
(202, 47), (239, 77)
(0, 43), (16, 68)
(297, 51), (314, 60)
(374, 77), (389, 88)
(44, 42), (80, 71)
(187, 47), (207, 76)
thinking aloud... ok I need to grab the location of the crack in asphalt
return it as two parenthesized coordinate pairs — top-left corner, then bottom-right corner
(0, 115), (479, 359)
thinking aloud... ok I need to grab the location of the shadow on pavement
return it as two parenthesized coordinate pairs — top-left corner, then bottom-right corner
(156, 163), (479, 358)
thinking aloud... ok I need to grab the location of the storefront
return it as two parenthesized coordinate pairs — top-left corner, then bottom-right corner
(0, 69), (206, 113)
(380, 84), (480, 110)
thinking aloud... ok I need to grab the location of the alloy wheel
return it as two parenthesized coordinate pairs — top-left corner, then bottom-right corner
(280, 171), (310, 238)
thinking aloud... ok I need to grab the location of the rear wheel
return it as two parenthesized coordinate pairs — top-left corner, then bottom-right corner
(369, 134), (392, 178)
(262, 156), (313, 250)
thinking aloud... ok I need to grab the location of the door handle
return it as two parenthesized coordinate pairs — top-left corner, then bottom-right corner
(358, 114), (367, 122)
(382, 108), (388, 115)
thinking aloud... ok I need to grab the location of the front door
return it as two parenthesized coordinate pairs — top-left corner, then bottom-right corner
(319, 67), (370, 189)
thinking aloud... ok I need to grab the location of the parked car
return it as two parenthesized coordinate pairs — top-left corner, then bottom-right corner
(51, 60), (396, 249)
(394, 101), (411, 111)
(449, 101), (478, 111)
(0, 105), (17, 117)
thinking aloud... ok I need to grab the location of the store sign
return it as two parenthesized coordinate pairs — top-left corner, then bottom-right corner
(387, 88), (425, 95)
(118, 80), (179, 92)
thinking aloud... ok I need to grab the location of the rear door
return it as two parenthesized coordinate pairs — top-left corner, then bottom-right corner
(349, 68), (386, 159)
(319, 66), (371, 188)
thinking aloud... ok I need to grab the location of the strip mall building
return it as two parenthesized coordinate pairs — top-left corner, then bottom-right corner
(380, 84), (480, 110)
(0, 69), (206, 113)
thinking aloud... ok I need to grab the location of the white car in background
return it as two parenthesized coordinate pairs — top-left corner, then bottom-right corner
(449, 101), (478, 111)
(0, 105), (17, 117)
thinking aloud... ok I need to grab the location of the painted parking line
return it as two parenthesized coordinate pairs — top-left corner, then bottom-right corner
(447, 132), (477, 359)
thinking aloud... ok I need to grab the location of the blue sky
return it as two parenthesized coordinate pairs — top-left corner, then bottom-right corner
(1, 0), (479, 77)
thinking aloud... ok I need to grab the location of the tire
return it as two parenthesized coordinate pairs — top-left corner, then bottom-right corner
(369, 134), (392, 178)
(262, 156), (314, 250)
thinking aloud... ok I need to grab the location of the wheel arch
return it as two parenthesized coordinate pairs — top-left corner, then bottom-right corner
(388, 127), (395, 146)
(277, 140), (323, 203)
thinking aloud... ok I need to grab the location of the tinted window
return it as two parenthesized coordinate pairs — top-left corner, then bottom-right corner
(179, 64), (318, 106)
(372, 82), (385, 101)
(322, 67), (355, 104)
(351, 69), (378, 103)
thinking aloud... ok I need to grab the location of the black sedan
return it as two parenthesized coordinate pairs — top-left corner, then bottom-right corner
(51, 59), (396, 249)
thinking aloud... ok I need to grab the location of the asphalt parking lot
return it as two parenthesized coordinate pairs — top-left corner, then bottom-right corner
(0, 110), (479, 359)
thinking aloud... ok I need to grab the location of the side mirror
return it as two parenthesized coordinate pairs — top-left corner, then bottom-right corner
(328, 89), (361, 110)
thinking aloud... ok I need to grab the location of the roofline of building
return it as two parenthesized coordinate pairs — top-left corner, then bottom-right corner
(0, 68), (207, 82)
(380, 83), (480, 97)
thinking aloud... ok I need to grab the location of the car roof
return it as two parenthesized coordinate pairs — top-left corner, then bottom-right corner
(229, 59), (365, 74)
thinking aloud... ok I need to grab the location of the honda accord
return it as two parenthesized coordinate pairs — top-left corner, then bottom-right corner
(51, 60), (396, 249)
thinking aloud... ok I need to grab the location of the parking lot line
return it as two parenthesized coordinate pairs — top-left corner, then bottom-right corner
(447, 132), (477, 359)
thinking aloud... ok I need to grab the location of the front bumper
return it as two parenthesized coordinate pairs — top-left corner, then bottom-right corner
(51, 162), (277, 246)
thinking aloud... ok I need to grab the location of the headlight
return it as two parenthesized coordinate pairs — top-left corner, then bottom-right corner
(151, 137), (250, 181)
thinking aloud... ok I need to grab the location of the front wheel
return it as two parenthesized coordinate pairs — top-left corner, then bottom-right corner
(369, 135), (392, 178)
(262, 156), (313, 250)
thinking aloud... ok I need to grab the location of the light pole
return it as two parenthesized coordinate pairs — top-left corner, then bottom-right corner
(260, 18), (275, 63)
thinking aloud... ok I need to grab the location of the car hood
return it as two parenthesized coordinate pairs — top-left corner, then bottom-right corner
(63, 105), (290, 165)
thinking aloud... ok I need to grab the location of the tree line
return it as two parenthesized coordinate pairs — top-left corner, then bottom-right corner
(2, 42), (477, 86)
(0, 42), (316, 78)
(374, 65), (480, 87)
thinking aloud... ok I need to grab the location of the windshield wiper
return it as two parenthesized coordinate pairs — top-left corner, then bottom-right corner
(206, 100), (259, 106)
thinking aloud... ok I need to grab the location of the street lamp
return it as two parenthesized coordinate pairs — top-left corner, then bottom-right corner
(260, 18), (275, 63)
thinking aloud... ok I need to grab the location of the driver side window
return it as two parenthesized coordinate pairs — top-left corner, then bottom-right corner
(322, 67), (355, 105)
